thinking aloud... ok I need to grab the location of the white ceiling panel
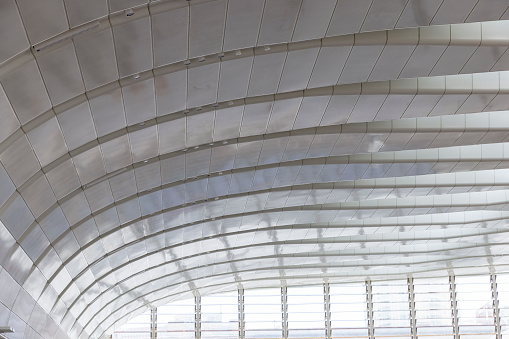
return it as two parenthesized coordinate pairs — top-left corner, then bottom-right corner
(109, 0), (146, 13)
(0, 0), (29, 64)
(63, 0), (107, 28)
(89, 88), (127, 137)
(129, 125), (158, 162)
(1, 60), (52, 125)
(73, 145), (106, 185)
(16, 0), (68, 44)
(152, 7), (188, 67)
(431, 0), (478, 25)
(187, 63), (220, 108)
(327, 0), (372, 36)
(293, 92), (331, 130)
(74, 29), (119, 90)
(292, 0), (336, 42)
(187, 111), (214, 146)
(247, 51), (287, 96)
(0, 135), (40, 187)
(396, 0), (443, 28)
(217, 56), (253, 102)
(155, 70), (187, 116)
(45, 157), (81, 200)
(258, 0), (302, 46)
(158, 118), (186, 155)
(122, 78), (156, 125)
(0, 85), (20, 144)
(37, 43), (85, 105)
(101, 135), (131, 172)
(240, 101), (273, 137)
(57, 101), (97, 151)
(361, 0), (408, 32)
(27, 117), (68, 167)
(278, 44), (319, 92)
(113, 17), (153, 77)
(189, 0), (227, 58)
(223, 0), (264, 51)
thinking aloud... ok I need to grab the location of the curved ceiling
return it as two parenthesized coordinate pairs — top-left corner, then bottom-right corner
(1, 0), (509, 338)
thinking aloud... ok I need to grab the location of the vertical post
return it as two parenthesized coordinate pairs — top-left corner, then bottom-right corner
(282, 287), (288, 339)
(150, 308), (157, 339)
(408, 278), (417, 339)
(324, 283), (331, 339)
(366, 280), (374, 339)
(450, 276), (459, 339)
(492, 274), (502, 339)
(239, 288), (245, 339)
(195, 295), (201, 339)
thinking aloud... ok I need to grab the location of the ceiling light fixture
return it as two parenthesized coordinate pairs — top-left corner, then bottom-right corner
(184, 60), (191, 66)
(198, 57), (205, 62)
(125, 8), (134, 16)
(235, 50), (241, 56)
(132, 73), (140, 79)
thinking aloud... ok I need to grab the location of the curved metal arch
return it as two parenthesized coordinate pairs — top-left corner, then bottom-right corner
(65, 206), (509, 326)
(42, 150), (507, 306)
(30, 143), (508, 314)
(78, 234), (508, 333)
(88, 249), (509, 337)
(62, 191), (508, 332)
(17, 113), (509, 267)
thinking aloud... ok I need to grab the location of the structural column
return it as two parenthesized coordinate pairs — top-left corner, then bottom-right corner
(408, 278), (417, 339)
(282, 287), (288, 339)
(195, 295), (201, 339)
(492, 274), (502, 339)
(150, 308), (157, 339)
(450, 276), (459, 339)
(324, 283), (331, 339)
(366, 281), (374, 339)
(239, 289), (245, 339)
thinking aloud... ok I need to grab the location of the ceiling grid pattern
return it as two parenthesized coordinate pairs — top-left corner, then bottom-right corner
(1, 0), (509, 338)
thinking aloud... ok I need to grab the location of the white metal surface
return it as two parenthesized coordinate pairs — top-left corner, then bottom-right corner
(0, 1), (509, 338)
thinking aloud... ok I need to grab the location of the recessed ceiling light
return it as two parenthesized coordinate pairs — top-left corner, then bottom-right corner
(264, 46), (271, 51)
(125, 8), (134, 16)
(235, 50), (241, 56)
(222, 141), (228, 144)
(184, 60), (191, 65)
(218, 172), (223, 175)
(194, 146), (199, 149)
(139, 122), (145, 126)
(218, 53), (224, 58)
(144, 160), (148, 163)
(228, 101), (233, 105)
(212, 103), (219, 108)
(183, 149), (188, 152)
(196, 107), (202, 111)
(183, 110), (189, 114)
(198, 57), (205, 62)
(209, 143), (214, 146)
(133, 73), (140, 79)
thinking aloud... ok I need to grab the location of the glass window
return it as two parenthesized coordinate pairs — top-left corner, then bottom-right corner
(201, 291), (239, 339)
(113, 310), (151, 339)
(244, 288), (283, 339)
(372, 280), (411, 338)
(157, 299), (196, 339)
(455, 276), (495, 337)
(330, 283), (369, 339)
(287, 285), (326, 339)
(414, 277), (453, 336)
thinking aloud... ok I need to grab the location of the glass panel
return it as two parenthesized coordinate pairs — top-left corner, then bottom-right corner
(245, 288), (283, 339)
(372, 280), (410, 338)
(455, 276), (495, 335)
(201, 292), (238, 339)
(287, 285), (326, 339)
(157, 299), (195, 339)
(330, 283), (369, 338)
(414, 277), (453, 336)
(113, 310), (152, 339)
